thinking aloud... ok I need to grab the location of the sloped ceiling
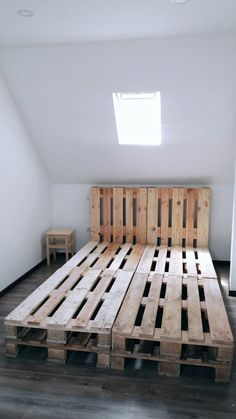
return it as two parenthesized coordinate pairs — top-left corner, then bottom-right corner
(0, 2), (236, 185)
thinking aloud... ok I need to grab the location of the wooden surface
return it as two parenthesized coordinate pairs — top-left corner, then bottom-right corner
(46, 229), (74, 236)
(0, 259), (236, 418)
(4, 242), (140, 366)
(90, 187), (210, 247)
(5, 242), (217, 329)
(4, 236), (233, 381)
(5, 242), (139, 333)
(46, 229), (75, 266)
(113, 272), (233, 346)
(112, 270), (234, 381)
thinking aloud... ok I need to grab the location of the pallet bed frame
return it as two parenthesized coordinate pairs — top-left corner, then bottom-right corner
(4, 187), (234, 382)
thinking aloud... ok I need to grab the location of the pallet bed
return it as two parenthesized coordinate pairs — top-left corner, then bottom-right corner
(4, 187), (234, 382)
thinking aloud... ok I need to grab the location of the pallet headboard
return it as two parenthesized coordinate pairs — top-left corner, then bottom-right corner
(90, 187), (210, 247)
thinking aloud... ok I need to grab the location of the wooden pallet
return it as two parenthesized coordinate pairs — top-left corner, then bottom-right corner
(112, 273), (234, 382)
(91, 187), (210, 247)
(134, 244), (216, 278)
(4, 242), (141, 367)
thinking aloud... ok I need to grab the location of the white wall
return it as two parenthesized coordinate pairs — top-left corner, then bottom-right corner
(52, 183), (233, 261)
(230, 163), (236, 291)
(0, 73), (51, 292)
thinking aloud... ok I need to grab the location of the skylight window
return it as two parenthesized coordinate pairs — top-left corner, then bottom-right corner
(113, 92), (161, 145)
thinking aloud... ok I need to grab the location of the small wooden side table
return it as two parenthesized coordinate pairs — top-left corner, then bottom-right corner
(46, 229), (75, 266)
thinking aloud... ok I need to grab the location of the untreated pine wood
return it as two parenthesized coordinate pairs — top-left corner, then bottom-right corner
(125, 188), (134, 242)
(203, 277), (234, 345)
(111, 270), (233, 381)
(46, 229), (75, 266)
(138, 274), (162, 338)
(160, 188), (170, 245)
(187, 276), (204, 342)
(90, 187), (100, 241)
(5, 241), (98, 325)
(90, 187), (211, 247)
(147, 188), (158, 244)
(113, 188), (123, 243)
(197, 188), (210, 247)
(172, 189), (184, 246)
(136, 188), (147, 244)
(2, 259), (236, 417)
(103, 188), (111, 241)
(160, 275), (182, 341)
(186, 188), (196, 247)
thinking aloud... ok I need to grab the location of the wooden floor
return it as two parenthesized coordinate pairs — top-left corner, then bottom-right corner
(0, 257), (235, 418)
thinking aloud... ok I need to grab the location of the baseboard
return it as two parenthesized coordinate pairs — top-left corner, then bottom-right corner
(212, 260), (230, 266)
(0, 258), (46, 297)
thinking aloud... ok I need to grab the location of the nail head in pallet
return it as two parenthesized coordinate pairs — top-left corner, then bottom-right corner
(112, 272), (234, 382)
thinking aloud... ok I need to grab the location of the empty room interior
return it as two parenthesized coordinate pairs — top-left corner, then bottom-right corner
(1, 1), (236, 418)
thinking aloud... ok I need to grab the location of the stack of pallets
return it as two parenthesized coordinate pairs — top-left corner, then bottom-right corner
(111, 245), (234, 382)
(4, 187), (234, 382)
(5, 242), (143, 367)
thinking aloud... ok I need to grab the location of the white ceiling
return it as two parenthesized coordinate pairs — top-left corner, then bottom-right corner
(0, 0), (236, 46)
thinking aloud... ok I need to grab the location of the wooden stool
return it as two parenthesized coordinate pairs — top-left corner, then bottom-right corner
(46, 229), (75, 266)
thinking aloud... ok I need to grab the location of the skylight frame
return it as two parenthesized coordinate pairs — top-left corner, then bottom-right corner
(113, 91), (161, 146)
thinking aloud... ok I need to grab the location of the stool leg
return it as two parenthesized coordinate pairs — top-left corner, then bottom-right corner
(65, 237), (69, 261)
(72, 232), (76, 254)
(46, 236), (50, 266)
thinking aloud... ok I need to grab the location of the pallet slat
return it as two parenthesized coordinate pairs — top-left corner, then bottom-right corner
(155, 246), (167, 274)
(138, 274), (162, 338)
(203, 278), (234, 344)
(114, 272), (148, 335)
(136, 188), (147, 244)
(172, 189), (184, 246)
(197, 188), (210, 247)
(126, 189), (134, 242)
(160, 275), (182, 341)
(103, 188), (111, 241)
(147, 188), (158, 244)
(136, 245), (156, 274)
(113, 188), (123, 243)
(168, 246), (183, 276)
(187, 277), (204, 342)
(197, 248), (217, 278)
(160, 189), (169, 245)
(185, 247), (198, 276)
(90, 188), (100, 241)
